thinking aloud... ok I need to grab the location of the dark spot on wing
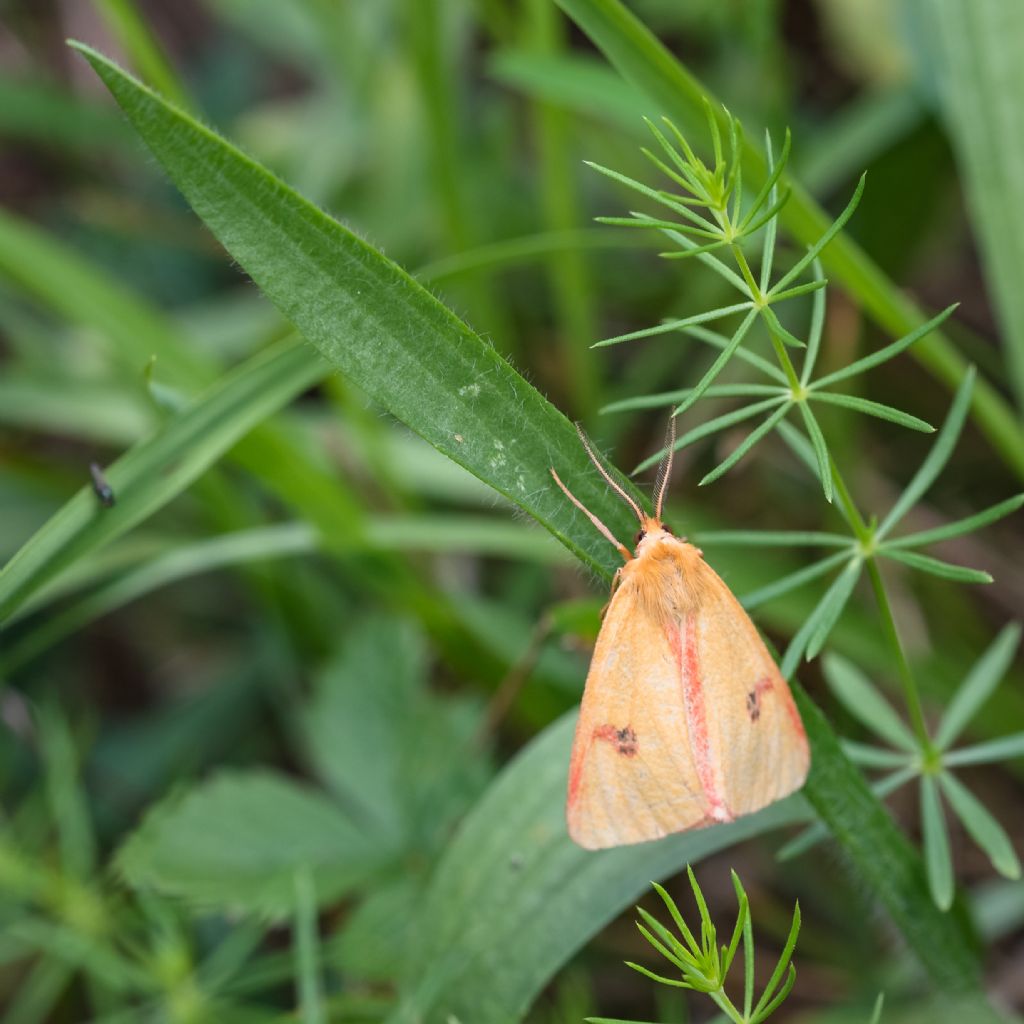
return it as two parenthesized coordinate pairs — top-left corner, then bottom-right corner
(594, 723), (639, 756)
(747, 690), (760, 721)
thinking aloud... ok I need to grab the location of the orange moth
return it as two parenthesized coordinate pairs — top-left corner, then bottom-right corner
(551, 423), (809, 850)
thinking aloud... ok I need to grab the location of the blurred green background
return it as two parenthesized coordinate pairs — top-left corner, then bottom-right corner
(1, 1), (1022, 1021)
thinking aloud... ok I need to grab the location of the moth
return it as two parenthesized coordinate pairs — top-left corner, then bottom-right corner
(551, 424), (809, 849)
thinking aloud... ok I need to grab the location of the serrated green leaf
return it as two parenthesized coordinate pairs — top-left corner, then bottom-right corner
(881, 548), (992, 585)
(938, 772), (1021, 880)
(822, 654), (918, 752)
(117, 772), (385, 917)
(935, 624), (1023, 750)
(920, 774), (954, 911)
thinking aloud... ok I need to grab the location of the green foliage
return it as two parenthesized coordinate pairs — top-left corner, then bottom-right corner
(2, 3), (1023, 1022)
(587, 869), (800, 1024)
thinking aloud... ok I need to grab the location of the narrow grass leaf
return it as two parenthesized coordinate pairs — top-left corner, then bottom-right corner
(772, 175), (866, 293)
(881, 549), (992, 585)
(585, 160), (712, 225)
(741, 127), (790, 234)
(293, 867), (326, 1024)
(938, 772), (1021, 879)
(822, 653), (918, 752)
(694, 530), (850, 548)
(809, 392), (934, 433)
(877, 368), (976, 540)
(776, 764), (918, 861)
(602, 383), (782, 414)
(664, 309), (759, 414)
(0, 339), (323, 623)
(739, 550), (852, 611)
(944, 734), (1024, 767)
(594, 302), (752, 349)
(767, 278), (829, 305)
(884, 494), (1024, 549)
(699, 402), (791, 486)
(657, 226), (749, 293)
(935, 624), (1022, 750)
(841, 741), (915, 769)
(811, 304), (959, 389)
(633, 397), (785, 475)
(387, 713), (804, 1024)
(796, 403), (833, 502)
(71, 42), (647, 580)
(800, 259), (827, 386)
(920, 774), (954, 910)
(683, 324), (789, 382)
(780, 558), (861, 677)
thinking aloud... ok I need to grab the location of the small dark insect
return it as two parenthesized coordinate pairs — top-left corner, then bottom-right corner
(89, 462), (116, 508)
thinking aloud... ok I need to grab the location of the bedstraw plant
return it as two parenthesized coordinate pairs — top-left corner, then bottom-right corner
(1, 2), (1023, 1023)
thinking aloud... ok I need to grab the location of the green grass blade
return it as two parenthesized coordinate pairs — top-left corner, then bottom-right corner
(935, 624), (1022, 750)
(595, 302), (752, 349)
(880, 549), (992, 585)
(293, 867), (326, 1024)
(780, 558), (861, 677)
(876, 369), (976, 541)
(913, 0), (1024, 411)
(944, 733), (1024, 767)
(0, 525), (319, 674)
(671, 305), (761, 417)
(0, 339), (323, 622)
(699, 402), (791, 486)
(920, 774), (955, 910)
(633, 397), (786, 475)
(694, 530), (850, 548)
(790, 685), (983, 993)
(94, 0), (193, 111)
(799, 259), (827, 386)
(603, 383), (783, 415)
(739, 550), (853, 611)
(822, 653), (919, 752)
(883, 494), (1024, 550)
(796, 403), (833, 502)
(386, 713), (804, 1024)
(770, 175), (865, 294)
(810, 304), (959, 390)
(938, 772), (1021, 880)
(682, 324), (789, 382)
(70, 41), (646, 580)
(809, 392), (935, 433)
(551, 0), (1024, 483)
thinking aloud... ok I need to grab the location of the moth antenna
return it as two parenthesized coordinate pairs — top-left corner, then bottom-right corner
(573, 423), (645, 525)
(653, 417), (677, 521)
(550, 468), (631, 562)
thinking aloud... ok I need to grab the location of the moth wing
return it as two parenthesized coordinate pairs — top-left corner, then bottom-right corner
(566, 585), (706, 850)
(691, 563), (810, 817)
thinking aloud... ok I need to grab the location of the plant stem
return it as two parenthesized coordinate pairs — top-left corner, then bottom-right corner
(864, 558), (937, 760)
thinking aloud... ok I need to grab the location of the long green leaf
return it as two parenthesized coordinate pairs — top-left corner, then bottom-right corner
(909, 0), (1024, 411)
(552, 0), (1024, 482)
(822, 653), (918, 753)
(71, 42), (643, 581)
(0, 339), (324, 622)
(938, 772), (1021, 880)
(388, 713), (806, 1024)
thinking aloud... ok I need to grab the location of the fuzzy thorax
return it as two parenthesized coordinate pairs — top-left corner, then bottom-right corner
(622, 524), (709, 624)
